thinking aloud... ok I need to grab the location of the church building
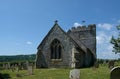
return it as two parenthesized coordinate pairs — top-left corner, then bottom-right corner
(36, 21), (96, 68)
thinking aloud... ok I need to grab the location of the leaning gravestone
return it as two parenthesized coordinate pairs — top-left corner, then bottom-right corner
(69, 69), (80, 79)
(110, 66), (120, 79)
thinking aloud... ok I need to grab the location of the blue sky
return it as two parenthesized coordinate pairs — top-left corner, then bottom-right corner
(0, 0), (120, 59)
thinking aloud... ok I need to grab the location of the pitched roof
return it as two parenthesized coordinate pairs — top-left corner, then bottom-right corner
(70, 36), (88, 52)
(37, 21), (88, 53)
(37, 21), (69, 49)
(37, 21), (59, 49)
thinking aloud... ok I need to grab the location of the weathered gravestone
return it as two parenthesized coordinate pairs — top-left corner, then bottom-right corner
(94, 62), (99, 68)
(3, 64), (5, 69)
(11, 65), (15, 72)
(103, 61), (107, 66)
(5, 63), (10, 70)
(108, 60), (115, 69)
(22, 61), (29, 70)
(7, 62), (10, 69)
(92, 62), (99, 70)
(18, 63), (22, 70)
(18, 64), (22, 70)
(110, 66), (120, 79)
(28, 66), (33, 75)
(69, 69), (80, 79)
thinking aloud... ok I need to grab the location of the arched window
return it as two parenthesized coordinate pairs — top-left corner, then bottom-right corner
(50, 39), (62, 59)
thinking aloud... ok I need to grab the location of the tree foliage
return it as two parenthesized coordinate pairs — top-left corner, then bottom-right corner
(0, 54), (36, 63)
(110, 25), (120, 54)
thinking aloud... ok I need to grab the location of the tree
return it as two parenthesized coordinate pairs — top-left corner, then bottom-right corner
(110, 25), (120, 54)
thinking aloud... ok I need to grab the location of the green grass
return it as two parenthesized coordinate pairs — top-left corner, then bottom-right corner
(0, 65), (112, 79)
(81, 66), (110, 79)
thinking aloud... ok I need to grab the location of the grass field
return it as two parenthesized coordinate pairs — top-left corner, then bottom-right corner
(0, 64), (112, 79)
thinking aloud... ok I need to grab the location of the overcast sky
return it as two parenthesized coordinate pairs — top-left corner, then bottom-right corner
(0, 0), (120, 59)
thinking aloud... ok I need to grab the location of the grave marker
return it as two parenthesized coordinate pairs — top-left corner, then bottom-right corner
(108, 60), (115, 69)
(94, 62), (99, 68)
(110, 66), (120, 79)
(69, 69), (80, 79)
(28, 66), (33, 75)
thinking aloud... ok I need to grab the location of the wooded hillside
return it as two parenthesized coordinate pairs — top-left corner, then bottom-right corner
(0, 54), (36, 63)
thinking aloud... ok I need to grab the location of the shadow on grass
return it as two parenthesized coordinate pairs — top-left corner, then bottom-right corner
(0, 73), (11, 79)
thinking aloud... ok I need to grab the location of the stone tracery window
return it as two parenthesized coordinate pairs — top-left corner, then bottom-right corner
(50, 39), (62, 59)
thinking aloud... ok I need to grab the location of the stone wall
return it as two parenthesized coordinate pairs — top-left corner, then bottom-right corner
(36, 23), (96, 68)
(36, 25), (76, 68)
(67, 24), (96, 55)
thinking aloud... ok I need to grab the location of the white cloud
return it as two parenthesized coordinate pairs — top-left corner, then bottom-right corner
(96, 22), (119, 59)
(107, 44), (113, 51)
(96, 31), (108, 44)
(26, 41), (32, 45)
(97, 51), (119, 59)
(97, 42), (119, 59)
(98, 23), (113, 30)
(73, 22), (82, 27)
(96, 36), (104, 44)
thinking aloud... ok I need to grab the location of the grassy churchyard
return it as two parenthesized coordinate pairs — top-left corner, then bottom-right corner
(1, 64), (117, 79)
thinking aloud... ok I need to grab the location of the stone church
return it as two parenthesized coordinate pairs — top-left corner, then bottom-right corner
(36, 21), (96, 68)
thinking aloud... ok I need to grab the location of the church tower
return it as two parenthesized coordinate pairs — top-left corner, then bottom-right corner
(67, 24), (96, 55)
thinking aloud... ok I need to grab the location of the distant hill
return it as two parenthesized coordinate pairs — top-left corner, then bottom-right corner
(0, 54), (36, 62)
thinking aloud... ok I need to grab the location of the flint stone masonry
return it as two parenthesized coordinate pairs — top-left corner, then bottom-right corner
(36, 21), (96, 68)
(68, 24), (96, 54)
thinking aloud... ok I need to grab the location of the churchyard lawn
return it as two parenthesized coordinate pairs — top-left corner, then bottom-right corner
(0, 64), (112, 79)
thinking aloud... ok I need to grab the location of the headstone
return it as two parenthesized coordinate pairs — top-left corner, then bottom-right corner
(110, 66), (120, 79)
(108, 60), (115, 69)
(16, 65), (19, 72)
(18, 64), (22, 70)
(26, 61), (29, 67)
(15, 64), (18, 67)
(3, 64), (5, 69)
(69, 69), (80, 79)
(22, 62), (28, 70)
(33, 62), (36, 69)
(28, 66), (33, 75)
(94, 62), (99, 68)
(7, 62), (10, 69)
(103, 61), (106, 66)
(5, 64), (8, 69)
(11, 65), (15, 72)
